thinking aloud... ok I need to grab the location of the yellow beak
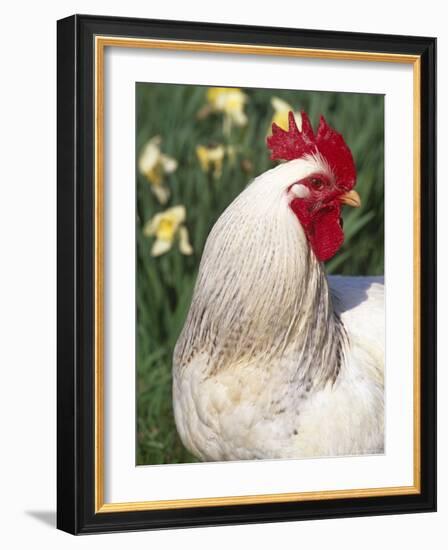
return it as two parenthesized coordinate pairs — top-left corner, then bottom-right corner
(339, 189), (361, 208)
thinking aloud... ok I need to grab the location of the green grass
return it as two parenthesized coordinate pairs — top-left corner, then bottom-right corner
(136, 83), (384, 465)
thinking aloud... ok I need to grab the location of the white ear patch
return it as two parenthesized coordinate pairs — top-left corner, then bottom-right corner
(290, 183), (310, 199)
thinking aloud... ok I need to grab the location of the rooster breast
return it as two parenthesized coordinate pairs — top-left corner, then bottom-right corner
(173, 276), (384, 461)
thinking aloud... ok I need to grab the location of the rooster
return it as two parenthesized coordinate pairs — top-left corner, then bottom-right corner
(173, 111), (384, 461)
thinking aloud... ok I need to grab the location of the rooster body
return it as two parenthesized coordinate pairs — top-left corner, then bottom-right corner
(173, 114), (384, 461)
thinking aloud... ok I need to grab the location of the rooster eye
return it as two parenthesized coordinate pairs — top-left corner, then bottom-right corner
(310, 177), (324, 189)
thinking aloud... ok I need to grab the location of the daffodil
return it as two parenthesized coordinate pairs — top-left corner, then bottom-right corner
(269, 97), (302, 133)
(138, 136), (178, 204)
(206, 87), (248, 135)
(143, 206), (193, 257)
(196, 144), (226, 179)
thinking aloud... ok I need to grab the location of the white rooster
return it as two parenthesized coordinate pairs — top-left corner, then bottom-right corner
(173, 111), (384, 461)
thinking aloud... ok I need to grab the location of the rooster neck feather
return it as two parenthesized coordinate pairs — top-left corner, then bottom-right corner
(175, 159), (347, 388)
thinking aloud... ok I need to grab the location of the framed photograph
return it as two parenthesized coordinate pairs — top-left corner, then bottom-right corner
(57, 14), (436, 534)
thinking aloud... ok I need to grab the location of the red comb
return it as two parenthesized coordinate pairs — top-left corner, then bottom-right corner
(267, 111), (356, 191)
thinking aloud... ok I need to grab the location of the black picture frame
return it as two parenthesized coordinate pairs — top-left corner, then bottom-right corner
(57, 14), (436, 534)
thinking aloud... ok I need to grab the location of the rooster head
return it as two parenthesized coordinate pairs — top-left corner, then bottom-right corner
(267, 111), (360, 262)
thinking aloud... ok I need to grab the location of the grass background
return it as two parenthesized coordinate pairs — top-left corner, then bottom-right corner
(136, 83), (384, 465)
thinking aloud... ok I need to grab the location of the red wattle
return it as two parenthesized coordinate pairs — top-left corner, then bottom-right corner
(290, 199), (344, 262)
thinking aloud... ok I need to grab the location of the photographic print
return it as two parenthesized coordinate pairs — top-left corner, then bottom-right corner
(57, 16), (435, 533)
(136, 83), (385, 465)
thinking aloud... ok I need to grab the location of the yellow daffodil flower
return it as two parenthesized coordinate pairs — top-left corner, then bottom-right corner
(143, 205), (193, 257)
(196, 144), (226, 179)
(269, 97), (302, 132)
(138, 136), (178, 204)
(206, 87), (248, 135)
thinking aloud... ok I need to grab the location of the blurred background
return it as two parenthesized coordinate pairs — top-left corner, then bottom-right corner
(136, 83), (384, 465)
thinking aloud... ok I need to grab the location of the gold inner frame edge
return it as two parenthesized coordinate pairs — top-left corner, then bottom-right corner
(94, 35), (421, 513)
